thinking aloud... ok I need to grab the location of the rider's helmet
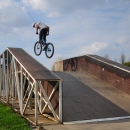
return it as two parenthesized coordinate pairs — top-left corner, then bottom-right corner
(32, 22), (36, 28)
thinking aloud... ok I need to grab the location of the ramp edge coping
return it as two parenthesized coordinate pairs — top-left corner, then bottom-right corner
(86, 54), (130, 74)
(63, 116), (130, 125)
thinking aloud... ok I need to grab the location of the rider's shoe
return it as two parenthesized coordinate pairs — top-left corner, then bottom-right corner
(43, 45), (46, 51)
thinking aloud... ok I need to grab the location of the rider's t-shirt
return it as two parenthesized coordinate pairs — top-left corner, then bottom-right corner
(36, 22), (47, 32)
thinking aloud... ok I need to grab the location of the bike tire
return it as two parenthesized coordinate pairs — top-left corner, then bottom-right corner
(34, 41), (42, 56)
(71, 58), (78, 71)
(63, 59), (69, 71)
(45, 43), (54, 58)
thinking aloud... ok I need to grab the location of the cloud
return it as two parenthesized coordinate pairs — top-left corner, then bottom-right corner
(0, 0), (31, 34)
(80, 42), (109, 55)
(117, 36), (130, 46)
(22, 0), (107, 17)
(0, 0), (35, 57)
(0, 0), (130, 70)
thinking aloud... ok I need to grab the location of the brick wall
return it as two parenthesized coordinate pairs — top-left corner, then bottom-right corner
(54, 60), (63, 71)
(84, 56), (130, 94)
(54, 55), (130, 95)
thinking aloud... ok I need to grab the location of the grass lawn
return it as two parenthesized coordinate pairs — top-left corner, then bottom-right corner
(0, 101), (31, 130)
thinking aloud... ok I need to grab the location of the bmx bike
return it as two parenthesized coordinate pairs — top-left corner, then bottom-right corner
(63, 58), (78, 71)
(34, 37), (54, 58)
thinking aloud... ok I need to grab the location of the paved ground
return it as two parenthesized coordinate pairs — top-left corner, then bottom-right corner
(31, 119), (130, 130)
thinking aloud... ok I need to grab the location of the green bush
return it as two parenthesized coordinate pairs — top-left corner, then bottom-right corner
(123, 62), (130, 67)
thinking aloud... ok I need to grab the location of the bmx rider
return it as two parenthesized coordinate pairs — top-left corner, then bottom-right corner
(32, 22), (50, 50)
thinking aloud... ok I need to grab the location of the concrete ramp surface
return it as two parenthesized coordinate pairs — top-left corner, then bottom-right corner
(54, 71), (129, 122)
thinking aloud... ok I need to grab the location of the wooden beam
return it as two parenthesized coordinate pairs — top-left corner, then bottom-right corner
(0, 56), (1, 97)
(6, 50), (9, 103)
(35, 81), (38, 125)
(11, 57), (14, 106)
(23, 83), (34, 114)
(41, 81), (59, 114)
(59, 80), (62, 123)
(13, 58), (21, 110)
(2, 53), (5, 101)
(21, 66), (23, 114)
(38, 81), (59, 122)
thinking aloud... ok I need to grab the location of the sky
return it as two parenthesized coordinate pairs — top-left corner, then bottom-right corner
(0, 0), (130, 70)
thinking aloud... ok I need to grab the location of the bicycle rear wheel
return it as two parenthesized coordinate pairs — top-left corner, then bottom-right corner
(71, 58), (78, 71)
(45, 43), (54, 58)
(63, 59), (69, 71)
(34, 41), (42, 56)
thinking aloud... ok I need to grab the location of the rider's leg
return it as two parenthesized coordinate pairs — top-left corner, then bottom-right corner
(43, 28), (47, 43)
(39, 29), (45, 45)
(39, 28), (47, 44)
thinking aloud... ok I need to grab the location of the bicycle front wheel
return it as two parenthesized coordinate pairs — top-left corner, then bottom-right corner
(34, 41), (42, 56)
(45, 43), (54, 58)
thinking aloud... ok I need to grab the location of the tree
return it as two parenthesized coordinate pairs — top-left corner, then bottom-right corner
(119, 52), (126, 64)
(128, 56), (130, 62)
(114, 57), (117, 62)
(123, 62), (130, 67)
(104, 54), (110, 60)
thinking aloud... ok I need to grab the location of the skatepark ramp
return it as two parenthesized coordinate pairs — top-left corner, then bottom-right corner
(1, 48), (130, 125)
(0, 48), (62, 125)
(54, 55), (130, 124)
(55, 55), (130, 95)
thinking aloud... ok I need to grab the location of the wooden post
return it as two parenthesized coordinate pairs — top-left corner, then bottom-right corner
(21, 66), (23, 114)
(59, 80), (62, 123)
(11, 58), (14, 106)
(35, 81), (38, 125)
(2, 53), (5, 101)
(0, 56), (1, 97)
(6, 50), (9, 103)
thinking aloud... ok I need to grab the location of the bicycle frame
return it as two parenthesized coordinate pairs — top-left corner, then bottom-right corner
(42, 37), (52, 52)
(42, 37), (46, 43)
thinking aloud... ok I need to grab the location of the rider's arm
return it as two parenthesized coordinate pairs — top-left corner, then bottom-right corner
(35, 25), (39, 34)
(46, 26), (50, 36)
